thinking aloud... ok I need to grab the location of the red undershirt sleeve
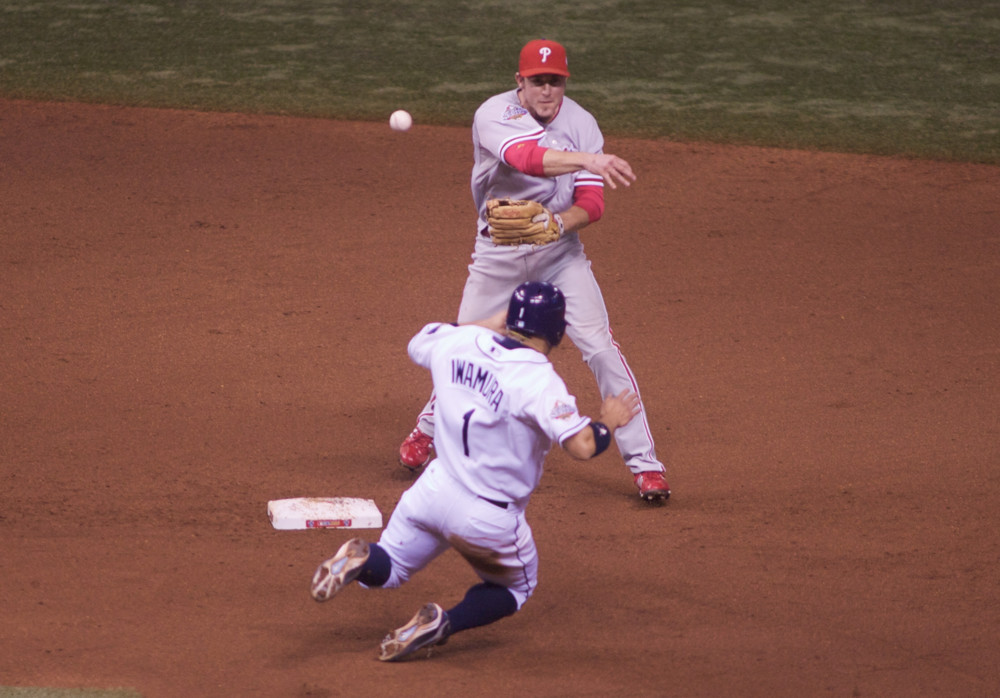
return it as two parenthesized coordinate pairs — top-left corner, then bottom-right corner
(503, 141), (548, 176)
(573, 185), (604, 223)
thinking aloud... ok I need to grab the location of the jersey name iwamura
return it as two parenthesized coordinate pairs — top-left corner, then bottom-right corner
(451, 359), (504, 412)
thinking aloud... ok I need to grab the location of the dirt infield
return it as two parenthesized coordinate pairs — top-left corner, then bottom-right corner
(2, 99), (998, 697)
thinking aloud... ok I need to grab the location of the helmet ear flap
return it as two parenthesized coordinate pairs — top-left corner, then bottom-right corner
(506, 281), (567, 347)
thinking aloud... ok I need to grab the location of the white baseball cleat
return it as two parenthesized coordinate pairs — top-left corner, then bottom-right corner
(310, 537), (369, 602)
(378, 603), (451, 662)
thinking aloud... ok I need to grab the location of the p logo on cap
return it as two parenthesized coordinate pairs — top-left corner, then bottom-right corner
(519, 39), (570, 77)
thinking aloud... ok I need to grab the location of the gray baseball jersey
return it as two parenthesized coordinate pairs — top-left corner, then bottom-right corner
(471, 88), (604, 229)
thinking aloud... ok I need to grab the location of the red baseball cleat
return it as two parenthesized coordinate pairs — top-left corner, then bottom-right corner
(634, 471), (671, 502)
(399, 427), (433, 471)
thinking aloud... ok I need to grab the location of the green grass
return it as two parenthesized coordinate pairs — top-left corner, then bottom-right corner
(1, 0), (998, 163)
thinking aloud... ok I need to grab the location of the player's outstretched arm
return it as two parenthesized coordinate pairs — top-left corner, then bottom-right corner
(562, 389), (641, 460)
(541, 150), (636, 189)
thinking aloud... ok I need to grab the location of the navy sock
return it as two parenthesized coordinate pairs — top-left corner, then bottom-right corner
(446, 582), (518, 634)
(357, 542), (392, 587)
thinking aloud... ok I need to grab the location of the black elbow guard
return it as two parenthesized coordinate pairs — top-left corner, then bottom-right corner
(589, 421), (611, 456)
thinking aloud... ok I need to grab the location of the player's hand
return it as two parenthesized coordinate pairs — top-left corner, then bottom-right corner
(562, 390), (639, 461)
(586, 154), (636, 190)
(599, 389), (641, 429)
(468, 309), (508, 334)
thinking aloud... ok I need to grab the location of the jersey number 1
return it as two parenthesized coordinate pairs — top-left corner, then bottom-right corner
(462, 409), (474, 457)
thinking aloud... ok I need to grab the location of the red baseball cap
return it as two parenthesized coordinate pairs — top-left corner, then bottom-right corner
(518, 39), (570, 77)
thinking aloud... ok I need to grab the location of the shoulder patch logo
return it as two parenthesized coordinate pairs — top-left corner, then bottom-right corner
(502, 104), (529, 121)
(550, 400), (577, 420)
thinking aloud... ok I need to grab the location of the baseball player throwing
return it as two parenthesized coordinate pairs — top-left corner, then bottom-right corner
(311, 282), (639, 661)
(400, 39), (670, 502)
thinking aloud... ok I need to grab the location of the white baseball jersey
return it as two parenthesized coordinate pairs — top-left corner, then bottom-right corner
(375, 322), (590, 609)
(409, 322), (589, 504)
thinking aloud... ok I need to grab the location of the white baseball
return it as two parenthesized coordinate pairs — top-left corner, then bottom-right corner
(389, 109), (413, 132)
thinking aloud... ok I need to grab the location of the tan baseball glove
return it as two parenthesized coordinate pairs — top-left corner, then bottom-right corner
(486, 198), (564, 246)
